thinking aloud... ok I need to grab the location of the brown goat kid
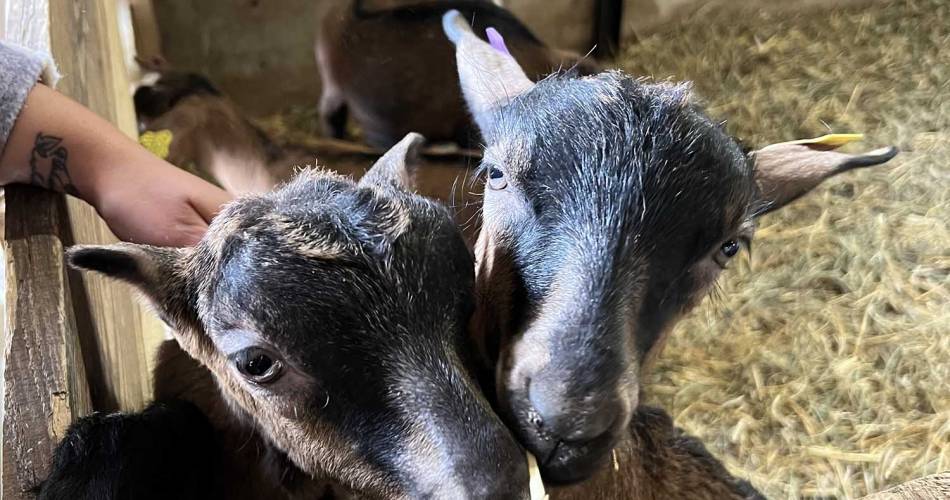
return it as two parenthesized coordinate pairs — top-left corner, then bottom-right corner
(316, 0), (599, 148)
(134, 70), (327, 194)
(52, 134), (531, 499)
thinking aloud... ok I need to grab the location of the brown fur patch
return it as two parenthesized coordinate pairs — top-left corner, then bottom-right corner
(548, 407), (762, 500)
(266, 213), (350, 261)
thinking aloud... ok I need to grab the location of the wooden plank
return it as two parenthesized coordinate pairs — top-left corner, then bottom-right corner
(503, 0), (599, 53)
(0, 3), (91, 497)
(128, 0), (163, 60)
(3, 0), (165, 492)
(2, 187), (92, 500)
(153, 0), (323, 116)
(49, 0), (165, 411)
(594, 0), (624, 57)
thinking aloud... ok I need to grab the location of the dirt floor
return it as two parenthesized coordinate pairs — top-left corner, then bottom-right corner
(616, 0), (949, 498)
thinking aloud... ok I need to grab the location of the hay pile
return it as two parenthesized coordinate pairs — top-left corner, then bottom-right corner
(619, 0), (949, 497)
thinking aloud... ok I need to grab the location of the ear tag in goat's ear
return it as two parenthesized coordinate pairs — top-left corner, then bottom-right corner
(779, 133), (865, 150)
(140, 129), (173, 159)
(486, 27), (511, 55)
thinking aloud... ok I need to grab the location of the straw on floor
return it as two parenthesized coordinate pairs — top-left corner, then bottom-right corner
(619, 0), (949, 497)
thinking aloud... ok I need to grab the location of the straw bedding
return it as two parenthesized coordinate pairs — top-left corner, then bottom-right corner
(618, 0), (949, 497)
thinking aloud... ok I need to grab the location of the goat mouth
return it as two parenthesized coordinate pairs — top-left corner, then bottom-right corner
(527, 427), (617, 484)
(541, 439), (566, 468)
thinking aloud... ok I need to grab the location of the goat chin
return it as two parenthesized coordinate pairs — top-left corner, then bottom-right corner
(548, 406), (764, 500)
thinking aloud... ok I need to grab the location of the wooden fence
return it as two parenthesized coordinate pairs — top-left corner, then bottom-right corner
(1, 1), (164, 498)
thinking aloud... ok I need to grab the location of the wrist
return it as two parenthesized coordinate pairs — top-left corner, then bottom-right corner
(79, 144), (155, 213)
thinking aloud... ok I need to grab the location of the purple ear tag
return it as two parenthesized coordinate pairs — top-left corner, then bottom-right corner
(486, 27), (511, 55)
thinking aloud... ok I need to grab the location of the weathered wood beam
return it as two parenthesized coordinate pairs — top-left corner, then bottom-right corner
(2, 187), (92, 499)
(128, 0), (163, 61)
(48, 0), (165, 410)
(2, 0), (164, 496)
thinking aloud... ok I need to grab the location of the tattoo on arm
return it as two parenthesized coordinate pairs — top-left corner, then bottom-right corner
(29, 132), (79, 196)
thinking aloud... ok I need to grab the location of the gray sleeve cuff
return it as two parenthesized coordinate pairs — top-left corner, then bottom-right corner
(0, 41), (61, 156)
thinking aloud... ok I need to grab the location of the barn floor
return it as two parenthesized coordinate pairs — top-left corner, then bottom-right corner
(618, 0), (949, 498)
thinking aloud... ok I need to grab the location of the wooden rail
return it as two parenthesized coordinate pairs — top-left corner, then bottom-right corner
(1, 1), (164, 497)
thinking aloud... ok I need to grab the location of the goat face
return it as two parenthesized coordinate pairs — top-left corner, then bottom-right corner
(444, 10), (897, 483)
(69, 134), (530, 499)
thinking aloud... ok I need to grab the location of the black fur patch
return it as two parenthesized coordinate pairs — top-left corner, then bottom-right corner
(134, 72), (221, 120)
(36, 400), (219, 500)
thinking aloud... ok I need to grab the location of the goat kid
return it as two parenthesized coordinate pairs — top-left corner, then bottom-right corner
(134, 68), (484, 243)
(40, 134), (530, 500)
(443, 9), (897, 492)
(316, 0), (600, 148)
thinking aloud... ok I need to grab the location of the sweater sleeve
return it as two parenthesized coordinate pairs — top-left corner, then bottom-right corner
(0, 41), (60, 157)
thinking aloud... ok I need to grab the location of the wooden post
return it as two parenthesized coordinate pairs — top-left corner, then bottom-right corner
(2, 188), (93, 499)
(594, 0), (624, 57)
(48, 0), (165, 412)
(2, 0), (164, 496)
(128, 0), (163, 61)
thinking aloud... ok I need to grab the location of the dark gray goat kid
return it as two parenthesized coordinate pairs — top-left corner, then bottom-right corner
(38, 134), (530, 500)
(441, 9), (897, 495)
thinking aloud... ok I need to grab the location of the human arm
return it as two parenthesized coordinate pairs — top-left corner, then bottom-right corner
(0, 42), (231, 247)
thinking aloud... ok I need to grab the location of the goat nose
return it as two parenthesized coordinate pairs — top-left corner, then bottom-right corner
(459, 427), (531, 499)
(527, 383), (620, 442)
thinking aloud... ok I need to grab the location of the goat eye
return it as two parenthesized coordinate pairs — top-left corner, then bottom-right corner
(713, 239), (743, 269)
(232, 347), (282, 383)
(721, 239), (740, 258)
(486, 166), (508, 190)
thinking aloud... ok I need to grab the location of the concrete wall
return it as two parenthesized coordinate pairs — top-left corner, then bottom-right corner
(152, 0), (322, 116)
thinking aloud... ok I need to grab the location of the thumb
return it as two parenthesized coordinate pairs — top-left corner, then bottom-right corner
(188, 184), (234, 225)
(174, 218), (208, 247)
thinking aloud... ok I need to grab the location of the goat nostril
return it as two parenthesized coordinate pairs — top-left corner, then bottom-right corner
(526, 381), (623, 443)
(528, 409), (543, 429)
(526, 382), (561, 429)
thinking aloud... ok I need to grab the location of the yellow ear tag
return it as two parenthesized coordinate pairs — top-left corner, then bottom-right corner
(527, 451), (548, 500)
(781, 133), (864, 149)
(139, 129), (174, 159)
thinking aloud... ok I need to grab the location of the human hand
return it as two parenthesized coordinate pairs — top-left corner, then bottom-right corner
(0, 84), (232, 247)
(90, 159), (232, 247)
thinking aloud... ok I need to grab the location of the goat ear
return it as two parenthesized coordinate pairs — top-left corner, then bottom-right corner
(359, 132), (425, 192)
(67, 243), (197, 330)
(752, 134), (898, 215)
(442, 10), (535, 135)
